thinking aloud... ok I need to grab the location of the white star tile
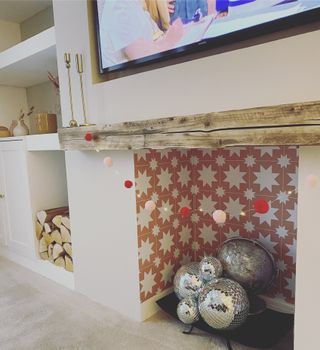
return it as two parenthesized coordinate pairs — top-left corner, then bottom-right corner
(276, 226), (288, 238)
(288, 170), (298, 188)
(199, 194), (216, 213)
(277, 155), (290, 168)
(258, 233), (277, 254)
(137, 206), (153, 230)
(199, 224), (218, 244)
(277, 191), (289, 204)
(224, 165), (246, 189)
(157, 169), (172, 191)
(287, 202), (297, 230)
(254, 165), (279, 192)
(135, 170), (152, 195)
(139, 238), (154, 263)
(216, 155), (225, 166)
(159, 200), (173, 223)
(198, 165), (217, 186)
(178, 166), (191, 187)
(244, 155), (256, 167)
(161, 261), (175, 284)
(244, 188), (255, 200)
(179, 195), (192, 209)
(179, 225), (192, 245)
(141, 270), (156, 296)
(286, 239), (296, 264)
(136, 149), (150, 160)
(244, 221), (255, 233)
(159, 231), (174, 254)
(285, 272), (296, 298)
(225, 198), (246, 220)
(255, 147), (279, 156)
(254, 202), (278, 226)
(226, 229), (240, 239)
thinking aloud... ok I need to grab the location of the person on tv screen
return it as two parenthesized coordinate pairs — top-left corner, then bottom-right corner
(99, 0), (184, 69)
(169, 0), (229, 23)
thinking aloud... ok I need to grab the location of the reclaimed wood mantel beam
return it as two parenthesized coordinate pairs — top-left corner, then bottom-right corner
(58, 101), (320, 150)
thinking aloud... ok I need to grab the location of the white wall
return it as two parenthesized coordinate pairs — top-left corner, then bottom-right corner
(0, 86), (28, 129)
(0, 20), (20, 52)
(53, 0), (320, 328)
(295, 147), (320, 350)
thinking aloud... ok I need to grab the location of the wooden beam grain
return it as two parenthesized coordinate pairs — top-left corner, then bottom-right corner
(58, 101), (320, 150)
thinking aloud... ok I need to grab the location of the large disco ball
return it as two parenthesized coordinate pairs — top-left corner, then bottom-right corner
(198, 278), (249, 330)
(199, 256), (223, 282)
(217, 238), (276, 294)
(174, 262), (203, 300)
(177, 297), (200, 325)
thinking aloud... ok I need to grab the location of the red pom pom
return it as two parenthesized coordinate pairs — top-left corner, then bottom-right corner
(84, 132), (93, 142)
(253, 199), (269, 214)
(124, 180), (133, 189)
(180, 207), (191, 218)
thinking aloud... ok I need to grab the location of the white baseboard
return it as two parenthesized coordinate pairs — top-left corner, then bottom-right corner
(141, 287), (173, 321)
(0, 247), (74, 290)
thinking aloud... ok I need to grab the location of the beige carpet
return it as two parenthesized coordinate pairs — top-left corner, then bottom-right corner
(0, 257), (292, 350)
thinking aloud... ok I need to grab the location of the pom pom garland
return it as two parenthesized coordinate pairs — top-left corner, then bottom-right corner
(212, 210), (227, 224)
(103, 157), (113, 167)
(180, 207), (191, 218)
(145, 200), (156, 212)
(307, 174), (319, 188)
(124, 180), (133, 188)
(84, 132), (93, 142)
(253, 199), (269, 214)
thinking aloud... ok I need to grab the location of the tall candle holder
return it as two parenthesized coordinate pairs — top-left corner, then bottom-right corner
(64, 53), (78, 128)
(76, 53), (95, 126)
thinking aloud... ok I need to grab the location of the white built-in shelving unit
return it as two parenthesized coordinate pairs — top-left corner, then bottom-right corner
(0, 1), (73, 288)
(0, 26), (57, 87)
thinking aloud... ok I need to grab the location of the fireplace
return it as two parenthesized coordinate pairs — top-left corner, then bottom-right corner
(134, 146), (297, 348)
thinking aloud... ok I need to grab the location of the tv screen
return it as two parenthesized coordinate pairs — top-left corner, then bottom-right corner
(94, 0), (320, 73)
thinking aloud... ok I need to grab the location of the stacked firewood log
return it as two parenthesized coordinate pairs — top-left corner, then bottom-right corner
(36, 207), (73, 272)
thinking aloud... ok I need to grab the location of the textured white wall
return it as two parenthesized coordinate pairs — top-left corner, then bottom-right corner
(0, 86), (28, 129)
(295, 146), (320, 350)
(53, 0), (320, 328)
(0, 20), (21, 52)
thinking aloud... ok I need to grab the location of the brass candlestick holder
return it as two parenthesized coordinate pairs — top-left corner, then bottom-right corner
(64, 53), (78, 128)
(76, 53), (95, 126)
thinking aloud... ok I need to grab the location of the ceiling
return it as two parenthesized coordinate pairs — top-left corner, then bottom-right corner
(0, 0), (52, 23)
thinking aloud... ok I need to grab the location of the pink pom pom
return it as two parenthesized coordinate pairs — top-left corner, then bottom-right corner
(103, 157), (113, 167)
(145, 200), (156, 212)
(307, 174), (319, 188)
(212, 210), (226, 224)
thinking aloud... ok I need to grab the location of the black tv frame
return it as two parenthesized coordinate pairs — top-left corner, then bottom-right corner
(92, 2), (320, 74)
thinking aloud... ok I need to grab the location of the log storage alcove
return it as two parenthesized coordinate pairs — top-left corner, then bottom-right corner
(36, 207), (73, 272)
(59, 101), (320, 150)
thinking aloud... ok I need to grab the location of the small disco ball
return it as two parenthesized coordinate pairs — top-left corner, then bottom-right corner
(177, 297), (200, 325)
(173, 262), (203, 300)
(217, 238), (277, 294)
(199, 256), (223, 282)
(198, 278), (249, 330)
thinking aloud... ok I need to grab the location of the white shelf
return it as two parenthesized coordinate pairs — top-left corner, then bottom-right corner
(0, 27), (57, 88)
(26, 133), (60, 151)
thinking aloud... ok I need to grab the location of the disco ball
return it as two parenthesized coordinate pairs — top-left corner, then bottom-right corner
(173, 262), (203, 300)
(199, 256), (223, 283)
(177, 297), (200, 325)
(198, 278), (249, 330)
(217, 238), (276, 294)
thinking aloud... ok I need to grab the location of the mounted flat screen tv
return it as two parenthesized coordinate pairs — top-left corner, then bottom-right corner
(94, 0), (320, 73)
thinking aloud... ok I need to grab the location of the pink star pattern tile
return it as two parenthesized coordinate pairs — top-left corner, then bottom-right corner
(134, 146), (298, 304)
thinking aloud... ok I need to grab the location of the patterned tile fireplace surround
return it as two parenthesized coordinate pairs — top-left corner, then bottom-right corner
(134, 146), (297, 310)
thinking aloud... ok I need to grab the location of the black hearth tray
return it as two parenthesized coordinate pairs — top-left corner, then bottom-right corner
(156, 293), (294, 349)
